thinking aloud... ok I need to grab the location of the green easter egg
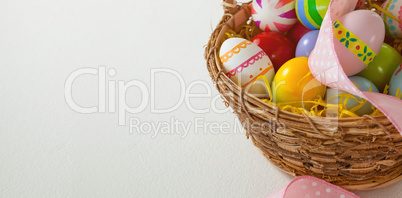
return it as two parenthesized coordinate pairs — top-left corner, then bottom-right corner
(357, 43), (402, 92)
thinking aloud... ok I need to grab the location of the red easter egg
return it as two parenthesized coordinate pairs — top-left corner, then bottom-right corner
(252, 32), (296, 72)
(287, 21), (312, 44)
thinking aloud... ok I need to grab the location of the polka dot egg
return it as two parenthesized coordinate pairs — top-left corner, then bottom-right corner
(251, 0), (298, 33)
(381, 0), (402, 39)
(219, 38), (275, 98)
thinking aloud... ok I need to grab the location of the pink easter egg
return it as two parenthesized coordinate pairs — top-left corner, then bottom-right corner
(251, 0), (297, 33)
(332, 10), (384, 76)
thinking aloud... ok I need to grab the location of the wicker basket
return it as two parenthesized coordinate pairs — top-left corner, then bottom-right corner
(205, 0), (402, 191)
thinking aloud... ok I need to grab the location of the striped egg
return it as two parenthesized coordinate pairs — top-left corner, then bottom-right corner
(219, 38), (275, 98)
(251, 0), (297, 33)
(295, 0), (331, 30)
(381, 0), (402, 39)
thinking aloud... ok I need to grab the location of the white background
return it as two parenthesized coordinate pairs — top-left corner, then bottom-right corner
(1, 0), (401, 197)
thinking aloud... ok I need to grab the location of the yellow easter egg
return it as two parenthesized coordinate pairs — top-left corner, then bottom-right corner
(272, 57), (326, 108)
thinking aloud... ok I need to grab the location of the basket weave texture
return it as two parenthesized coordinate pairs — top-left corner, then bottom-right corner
(205, 0), (402, 191)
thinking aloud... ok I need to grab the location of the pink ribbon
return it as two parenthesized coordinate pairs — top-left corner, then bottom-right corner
(267, 176), (359, 198)
(309, 0), (402, 134)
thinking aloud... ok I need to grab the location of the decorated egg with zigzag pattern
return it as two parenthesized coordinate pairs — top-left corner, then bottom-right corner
(252, 0), (298, 33)
(219, 38), (275, 98)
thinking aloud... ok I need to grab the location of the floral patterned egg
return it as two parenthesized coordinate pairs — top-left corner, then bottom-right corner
(381, 0), (402, 39)
(333, 10), (385, 76)
(219, 38), (275, 98)
(252, 0), (297, 33)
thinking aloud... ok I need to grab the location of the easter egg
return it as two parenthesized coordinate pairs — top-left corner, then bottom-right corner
(287, 21), (312, 44)
(357, 43), (402, 92)
(381, 0), (402, 39)
(272, 57), (326, 108)
(251, 0), (297, 33)
(326, 76), (379, 116)
(389, 64), (402, 99)
(252, 32), (296, 72)
(333, 10), (385, 76)
(356, 0), (366, 9)
(295, 0), (331, 30)
(219, 38), (275, 98)
(295, 30), (319, 57)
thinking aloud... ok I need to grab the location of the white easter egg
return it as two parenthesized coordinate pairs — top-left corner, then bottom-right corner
(219, 38), (275, 98)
